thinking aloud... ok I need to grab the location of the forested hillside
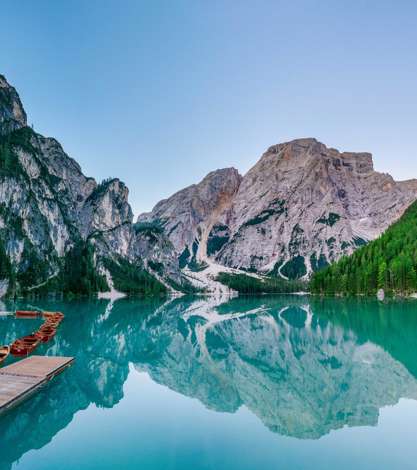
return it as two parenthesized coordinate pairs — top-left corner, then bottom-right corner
(310, 201), (417, 295)
(217, 272), (306, 294)
(0, 74), (191, 298)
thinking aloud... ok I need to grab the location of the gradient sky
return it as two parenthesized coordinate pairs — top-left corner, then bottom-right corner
(1, 0), (416, 215)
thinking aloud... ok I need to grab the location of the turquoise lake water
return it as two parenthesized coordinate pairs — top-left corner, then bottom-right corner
(1, 295), (417, 469)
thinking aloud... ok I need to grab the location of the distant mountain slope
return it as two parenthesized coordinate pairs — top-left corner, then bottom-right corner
(310, 200), (417, 295)
(2, 72), (416, 296)
(0, 74), (190, 297)
(138, 168), (242, 269)
(141, 138), (417, 280)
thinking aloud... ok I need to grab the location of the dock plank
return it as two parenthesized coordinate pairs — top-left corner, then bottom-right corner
(0, 356), (74, 414)
(0, 375), (44, 409)
(0, 356), (74, 379)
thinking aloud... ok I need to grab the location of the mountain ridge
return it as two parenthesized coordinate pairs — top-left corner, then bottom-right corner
(0, 74), (191, 297)
(1, 73), (416, 296)
(143, 137), (417, 281)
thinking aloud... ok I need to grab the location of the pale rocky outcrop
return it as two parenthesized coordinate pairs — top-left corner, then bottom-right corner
(143, 138), (417, 280)
(138, 168), (242, 265)
(0, 74), (186, 294)
(0, 74), (26, 135)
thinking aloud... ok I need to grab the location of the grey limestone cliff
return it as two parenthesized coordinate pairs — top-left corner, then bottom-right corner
(142, 138), (417, 279)
(0, 74), (186, 295)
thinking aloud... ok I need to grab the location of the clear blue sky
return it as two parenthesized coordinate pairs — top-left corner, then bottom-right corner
(1, 0), (416, 215)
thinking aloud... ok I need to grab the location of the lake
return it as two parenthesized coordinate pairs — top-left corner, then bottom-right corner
(1, 295), (417, 469)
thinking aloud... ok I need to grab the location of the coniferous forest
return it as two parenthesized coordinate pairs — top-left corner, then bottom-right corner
(217, 272), (306, 294)
(310, 200), (417, 295)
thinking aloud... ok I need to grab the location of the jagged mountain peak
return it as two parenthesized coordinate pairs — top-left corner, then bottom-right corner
(200, 166), (241, 183)
(264, 137), (320, 154)
(138, 167), (242, 264)
(260, 137), (374, 175)
(214, 139), (415, 276)
(0, 74), (190, 296)
(142, 167), (242, 214)
(0, 74), (27, 135)
(144, 138), (417, 281)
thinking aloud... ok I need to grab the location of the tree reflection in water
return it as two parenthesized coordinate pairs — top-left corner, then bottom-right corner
(1, 295), (417, 469)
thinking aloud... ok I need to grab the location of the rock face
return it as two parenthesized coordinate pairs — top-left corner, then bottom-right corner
(143, 138), (417, 279)
(2, 73), (416, 293)
(0, 75), (26, 135)
(138, 168), (242, 268)
(0, 74), (186, 295)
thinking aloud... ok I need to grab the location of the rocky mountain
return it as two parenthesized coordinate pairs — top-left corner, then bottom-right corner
(0, 74), (188, 296)
(2, 73), (416, 295)
(0, 75), (26, 135)
(142, 138), (417, 280)
(138, 168), (242, 268)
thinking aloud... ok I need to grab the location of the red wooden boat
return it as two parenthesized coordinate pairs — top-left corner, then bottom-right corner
(39, 324), (56, 333)
(16, 310), (40, 318)
(44, 319), (61, 328)
(43, 318), (63, 327)
(10, 335), (40, 356)
(35, 331), (56, 343)
(0, 345), (9, 365)
(43, 311), (64, 320)
(35, 327), (56, 343)
(10, 341), (29, 356)
(46, 314), (63, 321)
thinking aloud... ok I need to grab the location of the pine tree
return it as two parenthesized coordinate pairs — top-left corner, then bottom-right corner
(310, 200), (417, 295)
(377, 261), (387, 290)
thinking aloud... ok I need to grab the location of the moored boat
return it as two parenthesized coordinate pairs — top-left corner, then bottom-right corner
(10, 335), (40, 356)
(43, 311), (64, 320)
(16, 310), (40, 318)
(21, 334), (39, 344)
(35, 326), (57, 342)
(10, 341), (30, 356)
(0, 345), (10, 364)
(39, 323), (56, 330)
(44, 319), (62, 328)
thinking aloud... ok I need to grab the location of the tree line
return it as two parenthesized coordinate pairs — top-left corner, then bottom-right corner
(310, 201), (417, 295)
(217, 272), (306, 294)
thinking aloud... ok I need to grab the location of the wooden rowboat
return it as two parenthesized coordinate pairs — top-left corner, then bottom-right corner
(43, 311), (64, 320)
(10, 341), (30, 356)
(35, 325), (57, 342)
(21, 334), (41, 345)
(44, 319), (62, 327)
(42, 313), (64, 321)
(39, 326), (56, 335)
(11, 340), (39, 356)
(0, 345), (10, 364)
(44, 319), (61, 328)
(16, 310), (40, 318)
(39, 323), (57, 330)
(10, 335), (40, 356)
(39, 332), (55, 339)
(38, 323), (57, 331)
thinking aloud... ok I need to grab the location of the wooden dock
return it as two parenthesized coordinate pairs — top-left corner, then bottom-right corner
(0, 356), (74, 414)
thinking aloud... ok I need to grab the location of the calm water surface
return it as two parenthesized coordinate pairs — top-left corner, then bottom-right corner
(1, 295), (417, 469)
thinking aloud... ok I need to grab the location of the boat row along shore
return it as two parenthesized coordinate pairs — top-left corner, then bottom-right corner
(0, 310), (65, 365)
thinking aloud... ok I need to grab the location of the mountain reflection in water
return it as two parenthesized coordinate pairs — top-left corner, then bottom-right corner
(1, 295), (417, 469)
